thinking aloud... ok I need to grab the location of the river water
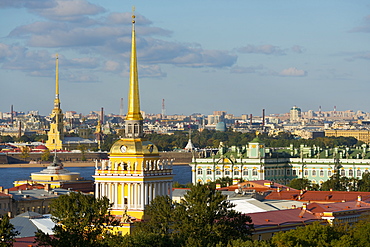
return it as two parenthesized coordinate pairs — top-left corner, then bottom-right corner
(0, 165), (192, 189)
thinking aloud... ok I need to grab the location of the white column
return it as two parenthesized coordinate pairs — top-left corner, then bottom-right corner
(127, 183), (132, 208)
(134, 183), (139, 209)
(169, 181), (173, 197)
(114, 183), (118, 208)
(140, 183), (144, 209)
(95, 183), (99, 199)
(101, 182), (105, 198)
(149, 183), (153, 202)
(121, 183), (125, 209)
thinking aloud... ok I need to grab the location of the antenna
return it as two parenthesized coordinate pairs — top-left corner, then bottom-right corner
(120, 98), (124, 116)
(162, 99), (166, 119)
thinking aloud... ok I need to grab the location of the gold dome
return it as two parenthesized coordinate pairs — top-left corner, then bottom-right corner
(110, 138), (159, 156)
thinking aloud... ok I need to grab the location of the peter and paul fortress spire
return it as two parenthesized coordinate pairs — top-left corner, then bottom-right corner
(94, 9), (173, 232)
(45, 54), (64, 150)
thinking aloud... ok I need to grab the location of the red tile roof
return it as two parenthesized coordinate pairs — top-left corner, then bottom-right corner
(248, 208), (320, 232)
(265, 190), (370, 203)
(9, 183), (45, 191)
(221, 180), (296, 192)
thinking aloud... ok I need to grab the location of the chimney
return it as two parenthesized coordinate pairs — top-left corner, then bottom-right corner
(0, 186), (3, 193)
(277, 187), (281, 192)
(7, 212), (12, 218)
(302, 203), (307, 210)
(4, 189), (9, 194)
(44, 184), (51, 192)
(216, 184), (221, 189)
(358, 195), (362, 202)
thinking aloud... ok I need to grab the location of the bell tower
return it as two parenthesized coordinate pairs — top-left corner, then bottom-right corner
(45, 55), (64, 150)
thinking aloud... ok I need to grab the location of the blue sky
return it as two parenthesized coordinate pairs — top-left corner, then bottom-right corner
(0, 0), (369, 116)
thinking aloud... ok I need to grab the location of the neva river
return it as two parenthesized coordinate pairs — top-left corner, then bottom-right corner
(0, 165), (192, 189)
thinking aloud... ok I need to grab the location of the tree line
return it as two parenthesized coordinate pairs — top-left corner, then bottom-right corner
(0, 130), (363, 152)
(288, 172), (370, 192)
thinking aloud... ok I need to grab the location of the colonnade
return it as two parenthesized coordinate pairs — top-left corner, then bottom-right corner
(96, 159), (173, 171)
(95, 181), (173, 210)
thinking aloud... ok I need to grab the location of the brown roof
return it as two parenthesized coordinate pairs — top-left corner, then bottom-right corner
(248, 208), (320, 231)
(265, 190), (370, 203)
(9, 183), (44, 191)
(221, 180), (296, 192)
(307, 199), (370, 214)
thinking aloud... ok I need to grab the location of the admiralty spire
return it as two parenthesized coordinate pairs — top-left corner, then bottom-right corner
(93, 11), (173, 231)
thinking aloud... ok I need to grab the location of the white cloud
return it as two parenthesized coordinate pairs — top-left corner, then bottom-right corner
(291, 45), (305, 53)
(32, 0), (106, 22)
(230, 65), (264, 74)
(104, 60), (120, 72)
(279, 67), (307, 77)
(237, 44), (286, 55)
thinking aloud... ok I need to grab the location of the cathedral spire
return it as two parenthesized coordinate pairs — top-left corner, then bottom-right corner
(126, 9), (143, 121)
(54, 54), (60, 109)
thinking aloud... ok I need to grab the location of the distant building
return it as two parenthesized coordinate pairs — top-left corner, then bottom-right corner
(325, 129), (370, 144)
(290, 106), (302, 123)
(191, 140), (370, 186)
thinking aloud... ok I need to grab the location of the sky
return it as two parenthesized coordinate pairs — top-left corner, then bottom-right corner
(0, 0), (370, 117)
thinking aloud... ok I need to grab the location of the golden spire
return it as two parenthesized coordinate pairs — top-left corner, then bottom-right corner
(126, 7), (143, 121)
(54, 54), (60, 109)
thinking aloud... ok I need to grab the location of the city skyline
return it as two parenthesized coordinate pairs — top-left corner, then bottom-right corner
(1, 1), (369, 116)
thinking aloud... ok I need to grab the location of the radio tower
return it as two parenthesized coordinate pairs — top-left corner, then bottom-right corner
(120, 98), (124, 116)
(161, 99), (166, 119)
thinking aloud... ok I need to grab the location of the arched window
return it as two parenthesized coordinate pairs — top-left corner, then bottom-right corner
(340, 169), (345, 176)
(225, 170), (230, 176)
(234, 170), (239, 176)
(206, 168), (212, 175)
(312, 170), (316, 176)
(134, 124), (139, 135)
(243, 170), (248, 176)
(320, 170), (324, 177)
(349, 169), (353, 177)
(304, 170), (308, 176)
(197, 168), (203, 175)
(216, 169), (221, 175)
(328, 170), (332, 177)
(252, 169), (258, 176)
(357, 169), (362, 177)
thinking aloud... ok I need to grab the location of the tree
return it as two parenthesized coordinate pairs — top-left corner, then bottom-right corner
(41, 149), (52, 162)
(271, 221), (348, 247)
(35, 192), (119, 247)
(0, 214), (19, 246)
(175, 184), (253, 246)
(288, 178), (312, 190)
(20, 146), (30, 161)
(77, 144), (87, 161)
(357, 172), (370, 191)
(130, 184), (253, 247)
